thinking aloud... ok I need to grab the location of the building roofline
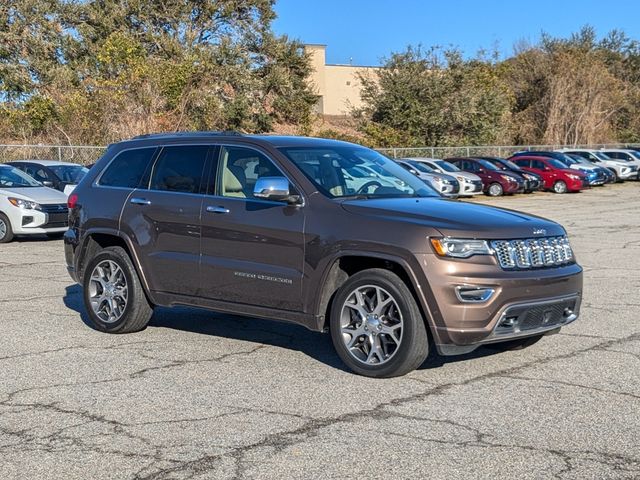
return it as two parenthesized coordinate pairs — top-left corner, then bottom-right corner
(325, 63), (382, 69)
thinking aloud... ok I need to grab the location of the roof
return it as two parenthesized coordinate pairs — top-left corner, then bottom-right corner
(7, 160), (80, 167)
(124, 132), (360, 149)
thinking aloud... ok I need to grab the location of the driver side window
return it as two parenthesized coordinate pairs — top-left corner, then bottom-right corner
(219, 146), (284, 199)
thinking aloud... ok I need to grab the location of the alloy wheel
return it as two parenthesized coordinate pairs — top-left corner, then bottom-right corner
(488, 183), (503, 196)
(88, 260), (128, 323)
(0, 219), (6, 240)
(553, 181), (567, 193)
(339, 285), (403, 365)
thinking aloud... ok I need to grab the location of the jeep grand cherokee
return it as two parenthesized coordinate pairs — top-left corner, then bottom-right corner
(64, 133), (583, 377)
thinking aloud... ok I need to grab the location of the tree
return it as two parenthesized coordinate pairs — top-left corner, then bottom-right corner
(355, 46), (513, 147)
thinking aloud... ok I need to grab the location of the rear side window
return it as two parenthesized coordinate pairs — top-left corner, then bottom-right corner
(99, 148), (156, 188)
(150, 145), (209, 194)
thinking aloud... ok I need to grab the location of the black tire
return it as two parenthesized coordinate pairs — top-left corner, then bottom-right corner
(0, 213), (14, 243)
(46, 232), (65, 240)
(485, 334), (544, 351)
(609, 169), (620, 183)
(552, 180), (568, 194)
(82, 246), (153, 333)
(329, 268), (429, 378)
(487, 182), (503, 197)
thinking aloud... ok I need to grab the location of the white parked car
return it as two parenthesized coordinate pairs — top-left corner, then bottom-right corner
(396, 160), (459, 197)
(597, 149), (640, 176)
(557, 149), (638, 181)
(7, 160), (89, 196)
(408, 157), (484, 196)
(0, 164), (69, 243)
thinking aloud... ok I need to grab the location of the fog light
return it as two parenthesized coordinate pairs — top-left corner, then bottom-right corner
(22, 216), (34, 226)
(455, 286), (495, 303)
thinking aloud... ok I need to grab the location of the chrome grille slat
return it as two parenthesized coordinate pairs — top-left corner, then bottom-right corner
(491, 236), (574, 270)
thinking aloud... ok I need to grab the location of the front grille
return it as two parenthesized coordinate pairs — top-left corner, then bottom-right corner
(40, 204), (69, 215)
(519, 303), (568, 330)
(491, 236), (574, 270)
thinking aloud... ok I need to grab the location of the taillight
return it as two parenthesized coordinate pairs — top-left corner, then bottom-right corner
(67, 193), (78, 209)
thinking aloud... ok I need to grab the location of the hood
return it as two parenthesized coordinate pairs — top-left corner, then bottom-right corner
(0, 186), (68, 204)
(450, 171), (481, 182)
(569, 164), (598, 172)
(340, 197), (564, 239)
(561, 168), (585, 177)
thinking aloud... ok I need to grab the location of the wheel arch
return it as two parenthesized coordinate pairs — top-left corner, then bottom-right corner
(314, 252), (436, 338)
(77, 229), (153, 301)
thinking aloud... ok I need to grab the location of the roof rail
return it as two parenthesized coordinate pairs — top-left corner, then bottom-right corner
(131, 131), (244, 140)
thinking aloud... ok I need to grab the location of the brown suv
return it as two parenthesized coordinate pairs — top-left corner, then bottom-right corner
(64, 133), (583, 377)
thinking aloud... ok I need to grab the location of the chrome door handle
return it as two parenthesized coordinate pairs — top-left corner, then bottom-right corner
(130, 197), (151, 205)
(206, 206), (230, 214)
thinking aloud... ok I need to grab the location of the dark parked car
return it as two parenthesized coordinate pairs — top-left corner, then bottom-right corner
(65, 133), (582, 377)
(444, 157), (525, 196)
(8, 160), (89, 195)
(510, 156), (587, 193)
(476, 157), (542, 193)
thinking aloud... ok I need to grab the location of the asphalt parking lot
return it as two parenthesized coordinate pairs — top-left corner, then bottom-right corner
(1, 184), (639, 479)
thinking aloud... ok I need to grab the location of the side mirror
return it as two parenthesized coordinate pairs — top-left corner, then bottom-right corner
(253, 176), (299, 204)
(42, 180), (54, 187)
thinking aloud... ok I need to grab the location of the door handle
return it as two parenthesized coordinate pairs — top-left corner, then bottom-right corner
(206, 206), (230, 214)
(130, 197), (151, 205)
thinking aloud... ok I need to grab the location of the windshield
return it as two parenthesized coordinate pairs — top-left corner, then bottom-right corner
(0, 165), (42, 188)
(408, 160), (435, 173)
(433, 160), (460, 172)
(567, 155), (590, 165)
(278, 146), (439, 198)
(547, 159), (568, 169)
(594, 152), (611, 161)
(477, 159), (499, 170)
(502, 159), (522, 171)
(49, 165), (89, 184)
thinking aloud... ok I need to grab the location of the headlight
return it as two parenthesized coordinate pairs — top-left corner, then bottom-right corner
(8, 197), (41, 210)
(430, 237), (492, 258)
(456, 176), (465, 182)
(567, 174), (581, 180)
(500, 174), (516, 182)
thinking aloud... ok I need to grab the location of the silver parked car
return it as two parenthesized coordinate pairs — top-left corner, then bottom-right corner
(396, 160), (459, 197)
(597, 149), (640, 177)
(557, 149), (638, 182)
(408, 157), (484, 196)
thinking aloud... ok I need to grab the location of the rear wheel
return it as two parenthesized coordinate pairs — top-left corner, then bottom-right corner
(329, 269), (429, 378)
(552, 180), (568, 194)
(82, 246), (153, 333)
(487, 182), (503, 197)
(0, 213), (14, 243)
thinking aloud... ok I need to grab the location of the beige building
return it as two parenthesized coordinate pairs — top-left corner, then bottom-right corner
(305, 44), (380, 116)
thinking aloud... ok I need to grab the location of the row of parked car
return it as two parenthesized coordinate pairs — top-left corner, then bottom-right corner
(0, 147), (639, 243)
(394, 148), (640, 197)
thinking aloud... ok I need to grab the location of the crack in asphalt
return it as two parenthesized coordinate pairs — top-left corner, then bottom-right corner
(129, 331), (640, 479)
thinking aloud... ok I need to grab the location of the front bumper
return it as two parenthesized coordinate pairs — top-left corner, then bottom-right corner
(10, 205), (69, 235)
(459, 181), (484, 196)
(412, 254), (583, 354)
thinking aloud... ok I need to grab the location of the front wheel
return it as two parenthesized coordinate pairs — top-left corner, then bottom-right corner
(82, 246), (153, 333)
(0, 213), (14, 243)
(329, 269), (429, 378)
(552, 180), (568, 194)
(487, 182), (503, 197)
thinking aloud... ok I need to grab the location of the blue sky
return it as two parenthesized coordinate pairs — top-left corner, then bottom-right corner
(273, 0), (640, 66)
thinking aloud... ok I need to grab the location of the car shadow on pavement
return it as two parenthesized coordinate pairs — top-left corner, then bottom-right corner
(64, 284), (507, 374)
(63, 284), (347, 372)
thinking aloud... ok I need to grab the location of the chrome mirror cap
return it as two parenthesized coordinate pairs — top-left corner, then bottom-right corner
(253, 176), (291, 201)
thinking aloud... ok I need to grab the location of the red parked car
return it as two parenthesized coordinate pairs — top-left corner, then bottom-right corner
(445, 157), (525, 196)
(509, 156), (588, 193)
